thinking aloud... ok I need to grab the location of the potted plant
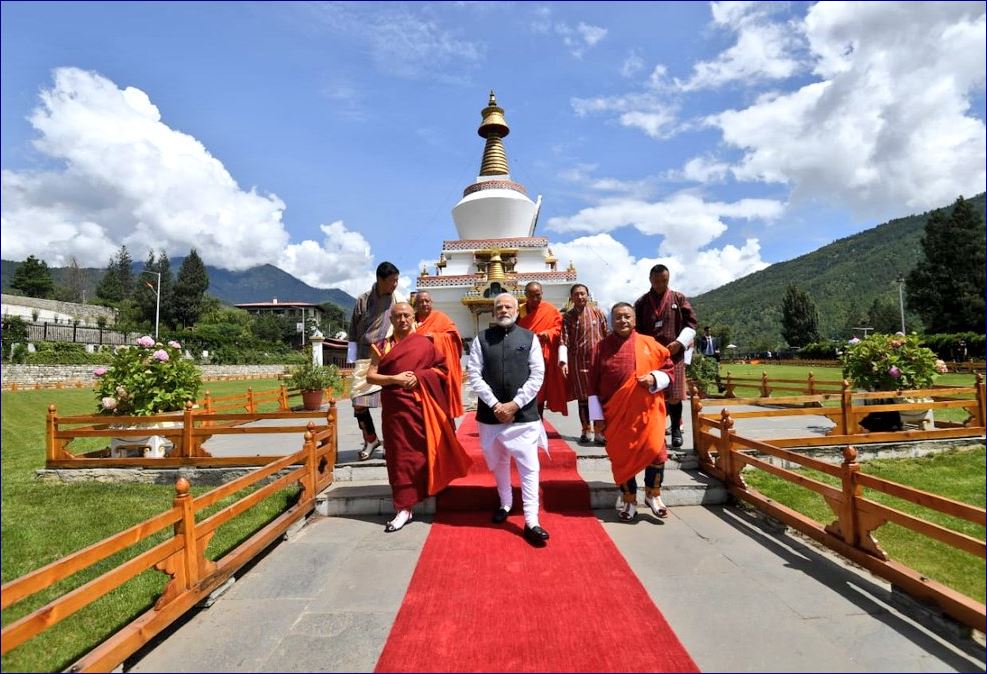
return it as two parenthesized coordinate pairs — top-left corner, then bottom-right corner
(841, 334), (948, 431)
(287, 361), (341, 410)
(94, 336), (202, 457)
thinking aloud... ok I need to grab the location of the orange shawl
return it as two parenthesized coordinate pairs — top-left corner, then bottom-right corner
(603, 335), (670, 485)
(518, 301), (568, 415)
(419, 384), (472, 495)
(417, 310), (464, 418)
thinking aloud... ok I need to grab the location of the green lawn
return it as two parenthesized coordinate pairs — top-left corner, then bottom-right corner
(1, 379), (301, 672)
(744, 446), (986, 602)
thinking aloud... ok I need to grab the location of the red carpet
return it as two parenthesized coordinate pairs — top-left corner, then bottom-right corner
(375, 414), (699, 673)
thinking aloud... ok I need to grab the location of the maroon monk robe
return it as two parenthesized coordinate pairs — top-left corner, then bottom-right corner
(376, 333), (453, 510)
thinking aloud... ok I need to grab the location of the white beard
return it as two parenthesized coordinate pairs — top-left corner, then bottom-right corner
(496, 316), (516, 328)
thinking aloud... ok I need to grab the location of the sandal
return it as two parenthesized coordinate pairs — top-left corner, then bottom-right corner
(385, 510), (413, 532)
(358, 439), (382, 461)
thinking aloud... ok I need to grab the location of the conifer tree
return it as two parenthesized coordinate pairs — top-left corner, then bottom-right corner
(906, 196), (986, 332)
(10, 255), (54, 298)
(780, 284), (820, 347)
(172, 249), (210, 328)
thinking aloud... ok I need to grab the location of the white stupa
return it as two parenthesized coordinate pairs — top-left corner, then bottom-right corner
(416, 91), (577, 339)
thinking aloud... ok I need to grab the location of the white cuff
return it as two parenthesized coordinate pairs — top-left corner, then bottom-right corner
(588, 395), (604, 421)
(558, 344), (568, 365)
(346, 342), (357, 363)
(676, 327), (696, 350)
(650, 371), (670, 393)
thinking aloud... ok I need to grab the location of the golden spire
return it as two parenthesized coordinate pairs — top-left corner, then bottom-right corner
(478, 90), (510, 176)
(487, 252), (506, 280)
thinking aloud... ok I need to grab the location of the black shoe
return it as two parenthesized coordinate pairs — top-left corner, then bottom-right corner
(671, 428), (683, 448)
(578, 433), (590, 445)
(524, 525), (550, 543)
(492, 507), (510, 524)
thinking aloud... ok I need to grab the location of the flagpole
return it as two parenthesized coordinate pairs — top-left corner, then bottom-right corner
(141, 271), (161, 339)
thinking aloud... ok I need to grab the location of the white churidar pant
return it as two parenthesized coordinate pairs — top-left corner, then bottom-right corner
(477, 420), (547, 529)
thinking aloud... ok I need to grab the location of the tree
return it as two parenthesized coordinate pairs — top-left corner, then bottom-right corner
(172, 249), (210, 328)
(906, 196), (986, 332)
(135, 250), (174, 329)
(96, 246), (135, 303)
(842, 299), (868, 339)
(54, 256), (87, 303)
(780, 284), (820, 347)
(10, 255), (54, 298)
(318, 301), (349, 338)
(866, 297), (901, 335)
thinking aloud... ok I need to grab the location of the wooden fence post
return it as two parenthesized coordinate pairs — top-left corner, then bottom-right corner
(835, 446), (860, 546)
(689, 386), (702, 458)
(173, 478), (200, 590)
(839, 379), (852, 436)
(278, 385), (289, 411)
(716, 409), (735, 481)
(246, 387), (256, 414)
(725, 372), (735, 398)
(976, 373), (985, 428)
(46, 404), (57, 464)
(303, 424), (317, 500)
(203, 391), (213, 414)
(760, 372), (771, 398)
(181, 402), (194, 459)
(807, 371), (816, 396)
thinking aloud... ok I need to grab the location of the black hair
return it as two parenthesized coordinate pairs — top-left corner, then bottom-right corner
(611, 301), (634, 316)
(649, 264), (669, 276)
(376, 261), (399, 278)
(569, 283), (589, 296)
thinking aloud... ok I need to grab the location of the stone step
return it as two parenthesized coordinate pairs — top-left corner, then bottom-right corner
(315, 467), (726, 517)
(332, 447), (698, 482)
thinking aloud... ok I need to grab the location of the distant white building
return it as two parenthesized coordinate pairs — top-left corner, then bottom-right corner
(1, 293), (116, 326)
(415, 92), (577, 339)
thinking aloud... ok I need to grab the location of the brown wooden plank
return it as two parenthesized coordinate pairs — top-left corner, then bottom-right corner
(193, 452), (303, 511)
(736, 454), (844, 500)
(45, 456), (295, 469)
(196, 467), (306, 536)
(0, 538), (181, 654)
(728, 436), (843, 477)
(855, 500), (986, 558)
(769, 427), (986, 447)
(855, 473), (986, 525)
(0, 509), (181, 610)
(730, 486), (986, 631)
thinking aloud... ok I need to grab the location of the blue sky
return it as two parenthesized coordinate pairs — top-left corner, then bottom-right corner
(2, 1), (984, 305)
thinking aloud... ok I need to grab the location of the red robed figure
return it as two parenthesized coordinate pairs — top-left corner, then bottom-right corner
(416, 310), (465, 418)
(518, 300), (569, 415)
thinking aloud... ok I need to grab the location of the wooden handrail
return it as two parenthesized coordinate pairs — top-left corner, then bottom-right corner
(3, 422), (337, 669)
(695, 416), (987, 631)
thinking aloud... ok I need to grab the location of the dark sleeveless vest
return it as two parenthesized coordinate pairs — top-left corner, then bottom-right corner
(474, 324), (540, 425)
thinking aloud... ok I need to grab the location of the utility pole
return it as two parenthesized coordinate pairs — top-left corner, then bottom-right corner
(896, 274), (906, 334)
(141, 270), (161, 339)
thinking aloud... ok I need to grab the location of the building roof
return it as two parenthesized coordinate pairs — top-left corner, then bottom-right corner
(235, 300), (322, 309)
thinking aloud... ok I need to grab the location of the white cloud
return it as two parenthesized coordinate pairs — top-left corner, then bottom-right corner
(676, 1), (802, 91)
(680, 156), (731, 183)
(552, 233), (768, 308)
(529, 7), (607, 58)
(571, 92), (678, 139)
(548, 191), (783, 257)
(0, 67), (375, 292)
(621, 51), (645, 78)
(711, 2), (987, 215)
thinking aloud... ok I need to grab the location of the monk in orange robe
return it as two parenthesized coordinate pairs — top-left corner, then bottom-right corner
(368, 303), (472, 532)
(517, 281), (568, 416)
(414, 291), (464, 419)
(588, 302), (674, 521)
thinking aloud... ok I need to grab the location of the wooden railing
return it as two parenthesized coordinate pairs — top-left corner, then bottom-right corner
(2, 423), (336, 672)
(720, 371), (846, 398)
(46, 387), (339, 469)
(694, 409), (986, 631)
(691, 377), (986, 450)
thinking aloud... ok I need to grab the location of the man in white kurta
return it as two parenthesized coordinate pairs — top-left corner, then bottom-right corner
(467, 293), (550, 544)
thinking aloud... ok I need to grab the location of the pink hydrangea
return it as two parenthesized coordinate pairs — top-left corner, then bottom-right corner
(888, 366), (901, 378)
(152, 349), (170, 362)
(935, 359), (949, 374)
(168, 340), (181, 349)
(101, 396), (118, 410)
(137, 335), (156, 348)
(93, 367), (108, 377)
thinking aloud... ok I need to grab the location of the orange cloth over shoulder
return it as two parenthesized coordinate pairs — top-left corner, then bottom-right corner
(417, 310), (464, 418)
(603, 335), (671, 485)
(418, 383), (472, 495)
(518, 301), (568, 415)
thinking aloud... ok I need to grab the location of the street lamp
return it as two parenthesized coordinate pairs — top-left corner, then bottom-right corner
(896, 273), (906, 334)
(140, 270), (161, 339)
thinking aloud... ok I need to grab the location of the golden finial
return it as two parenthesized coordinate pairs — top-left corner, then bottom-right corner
(420, 265), (429, 276)
(478, 90), (510, 176)
(487, 252), (506, 281)
(567, 259), (575, 272)
(436, 252), (447, 269)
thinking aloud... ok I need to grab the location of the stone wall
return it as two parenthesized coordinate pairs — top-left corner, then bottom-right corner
(1, 364), (291, 388)
(1, 293), (117, 327)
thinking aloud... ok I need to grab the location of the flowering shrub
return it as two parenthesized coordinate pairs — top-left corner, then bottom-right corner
(94, 337), (202, 415)
(841, 333), (947, 392)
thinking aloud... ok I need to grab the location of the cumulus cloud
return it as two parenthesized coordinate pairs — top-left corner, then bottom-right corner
(571, 91), (678, 139)
(711, 2), (987, 215)
(621, 51), (645, 78)
(0, 67), (374, 291)
(551, 233), (768, 308)
(547, 190), (783, 257)
(676, 1), (803, 91)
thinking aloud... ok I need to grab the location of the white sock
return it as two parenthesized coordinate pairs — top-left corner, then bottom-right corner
(388, 509), (412, 529)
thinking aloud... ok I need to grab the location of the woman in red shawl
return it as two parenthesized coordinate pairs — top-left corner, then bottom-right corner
(367, 303), (471, 532)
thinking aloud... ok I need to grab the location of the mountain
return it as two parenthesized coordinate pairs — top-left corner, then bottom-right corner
(691, 193), (986, 349)
(1, 259), (356, 311)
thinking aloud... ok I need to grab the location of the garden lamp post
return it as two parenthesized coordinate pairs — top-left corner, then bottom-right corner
(141, 270), (161, 339)
(896, 273), (906, 334)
